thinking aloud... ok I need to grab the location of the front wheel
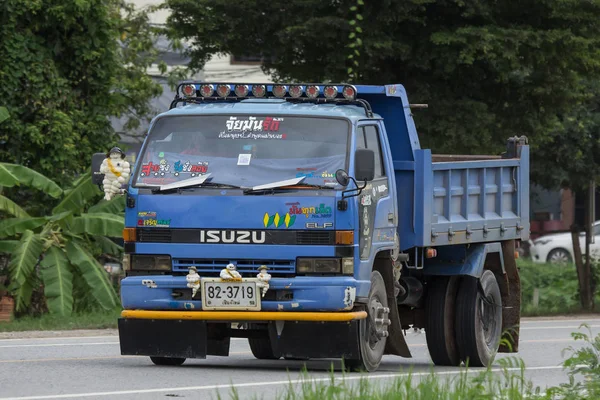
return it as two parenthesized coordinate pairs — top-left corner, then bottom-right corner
(547, 248), (572, 264)
(455, 270), (502, 367)
(248, 323), (281, 360)
(150, 356), (186, 366)
(345, 271), (390, 372)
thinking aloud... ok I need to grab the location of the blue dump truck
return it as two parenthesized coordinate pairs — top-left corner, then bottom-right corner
(95, 83), (529, 372)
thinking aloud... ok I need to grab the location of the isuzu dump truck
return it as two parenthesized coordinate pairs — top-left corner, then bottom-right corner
(96, 83), (529, 372)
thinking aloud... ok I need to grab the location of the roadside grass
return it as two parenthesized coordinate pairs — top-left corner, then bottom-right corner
(0, 308), (121, 332)
(518, 258), (600, 317)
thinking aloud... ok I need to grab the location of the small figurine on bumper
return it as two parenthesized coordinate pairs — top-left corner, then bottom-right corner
(220, 263), (242, 281)
(100, 147), (130, 201)
(186, 266), (201, 297)
(256, 265), (271, 298)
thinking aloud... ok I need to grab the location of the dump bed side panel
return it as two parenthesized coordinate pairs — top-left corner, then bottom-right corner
(406, 146), (529, 248)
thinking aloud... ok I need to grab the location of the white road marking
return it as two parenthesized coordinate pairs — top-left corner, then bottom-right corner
(0, 336), (117, 342)
(0, 365), (567, 400)
(520, 325), (600, 330)
(0, 342), (119, 349)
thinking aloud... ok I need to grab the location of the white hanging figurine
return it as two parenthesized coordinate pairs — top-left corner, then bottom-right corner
(186, 266), (201, 297)
(100, 147), (130, 201)
(220, 263), (242, 281)
(256, 265), (271, 297)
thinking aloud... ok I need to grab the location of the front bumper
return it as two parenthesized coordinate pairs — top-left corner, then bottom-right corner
(120, 275), (367, 311)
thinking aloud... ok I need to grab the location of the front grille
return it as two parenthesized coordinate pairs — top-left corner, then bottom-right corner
(137, 228), (336, 245)
(173, 258), (295, 276)
(138, 228), (171, 243)
(296, 231), (334, 245)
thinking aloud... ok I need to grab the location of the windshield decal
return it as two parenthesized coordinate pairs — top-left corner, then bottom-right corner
(219, 116), (286, 140)
(237, 154), (252, 166)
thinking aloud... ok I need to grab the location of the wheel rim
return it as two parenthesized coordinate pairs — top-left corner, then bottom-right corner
(549, 250), (569, 264)
(479, 295), (497, 348)
(367, 293), (390, 350)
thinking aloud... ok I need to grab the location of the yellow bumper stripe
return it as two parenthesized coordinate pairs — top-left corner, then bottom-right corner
(121, 310), (367, 322)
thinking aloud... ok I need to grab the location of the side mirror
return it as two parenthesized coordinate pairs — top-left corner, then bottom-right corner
(354, 149), (375, 182)
(335, 169), (350, 186)
(92, 153), (106, 185)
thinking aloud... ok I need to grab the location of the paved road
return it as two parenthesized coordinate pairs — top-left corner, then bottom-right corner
(0, 316), (599, 400)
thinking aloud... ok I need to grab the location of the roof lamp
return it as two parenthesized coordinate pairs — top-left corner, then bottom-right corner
(273, 85), (287, 98)
(200, 84), (214, 97)
(305, 85), (319, 98)
(323, 85), (338, 99)
(342, 85), (356, 100)
(252, 84), (266, 97)
(216, 84), (231, 98)
(288, 85), (303, 98)
(182, 84), (197, 97)
(234, 84), (249, 97)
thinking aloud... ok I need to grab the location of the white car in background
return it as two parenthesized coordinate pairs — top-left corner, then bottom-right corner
(529, 221), (600, 264)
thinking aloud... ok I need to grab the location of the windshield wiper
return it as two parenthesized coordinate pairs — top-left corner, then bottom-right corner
(152, 174), (212, 193)
(243, 177), (334, 194)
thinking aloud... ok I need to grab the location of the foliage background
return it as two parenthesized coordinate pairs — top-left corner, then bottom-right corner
(0, 0), (162, 212)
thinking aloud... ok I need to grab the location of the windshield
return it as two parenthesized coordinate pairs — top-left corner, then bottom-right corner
(133, 115), (349, 188)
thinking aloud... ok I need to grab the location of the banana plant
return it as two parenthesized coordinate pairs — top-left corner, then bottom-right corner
(0, 162), (125, 315)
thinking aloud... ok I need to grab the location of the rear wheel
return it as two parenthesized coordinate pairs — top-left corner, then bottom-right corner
(425, 276), (461, 366)
(248, 323), (281, 360)
(345, 271), (389, 372)
(150, 356), (186, 366)
(455, 270), (502, 367)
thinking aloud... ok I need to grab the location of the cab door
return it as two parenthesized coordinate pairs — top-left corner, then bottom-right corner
(356, 122), (395, 265)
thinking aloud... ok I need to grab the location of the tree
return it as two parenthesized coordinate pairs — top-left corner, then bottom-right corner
(0, 163), (123, 316)
(0, 0), (162, 191)
(164, 0), (600, 158)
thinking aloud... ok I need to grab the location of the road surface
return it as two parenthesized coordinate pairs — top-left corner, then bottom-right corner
(0, 316), (599, 399)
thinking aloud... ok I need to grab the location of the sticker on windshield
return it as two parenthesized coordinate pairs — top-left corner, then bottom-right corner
(219, 116), (286, 140)
(140, 162), (160, 177)
(237, 154), (252, 166)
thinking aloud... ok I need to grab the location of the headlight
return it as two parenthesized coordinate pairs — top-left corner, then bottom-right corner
(131, 255), (172, 271)
(533, 239), (552, 246)
(296, 257), (354, 275)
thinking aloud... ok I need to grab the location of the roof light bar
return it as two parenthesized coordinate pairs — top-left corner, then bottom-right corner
(305, 85), (319, 98)
(234, 84), (249, 97)
(323, 85), (338, 99)
(273, 85), (287, 98)
(252, 84), (266, 97)
(288, 85), (303, 98)
(342, 85), (356, 101)
(200, 84), (214, 97)
(216, 84), (231, 98)
(182, 84), (197, 97)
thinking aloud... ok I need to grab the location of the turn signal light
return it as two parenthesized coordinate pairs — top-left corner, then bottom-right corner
(123, 228), (136, 242)
(335, 230), (354, 245)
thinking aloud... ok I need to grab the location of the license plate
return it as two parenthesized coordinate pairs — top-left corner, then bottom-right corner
(200, 278), (261, 311)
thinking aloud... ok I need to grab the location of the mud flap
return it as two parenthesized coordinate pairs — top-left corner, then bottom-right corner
(374, 260), (412, 358)
(498, 240), (521, 353)
(119, 318), (212, 359)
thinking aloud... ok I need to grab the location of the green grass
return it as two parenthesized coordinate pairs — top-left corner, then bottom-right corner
(0, 308), (122, 332)
(518, 258), (600, 317)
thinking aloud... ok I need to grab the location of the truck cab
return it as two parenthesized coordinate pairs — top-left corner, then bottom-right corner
(103, 83), (528, 372)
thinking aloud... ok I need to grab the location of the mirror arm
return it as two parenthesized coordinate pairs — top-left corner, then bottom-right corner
(342, 177), (367, 199)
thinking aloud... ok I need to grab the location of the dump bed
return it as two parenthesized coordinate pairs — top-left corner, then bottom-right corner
(356, 85), (530, 250)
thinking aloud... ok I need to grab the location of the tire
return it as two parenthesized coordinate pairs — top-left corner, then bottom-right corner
(345, 271), (389, 372)
(150, 356), (186, 366)
(425, 276), (461, 366)
(248, 323), (281, 360)
(455, 270), (503, 367)
(547, 248), (572, 264)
